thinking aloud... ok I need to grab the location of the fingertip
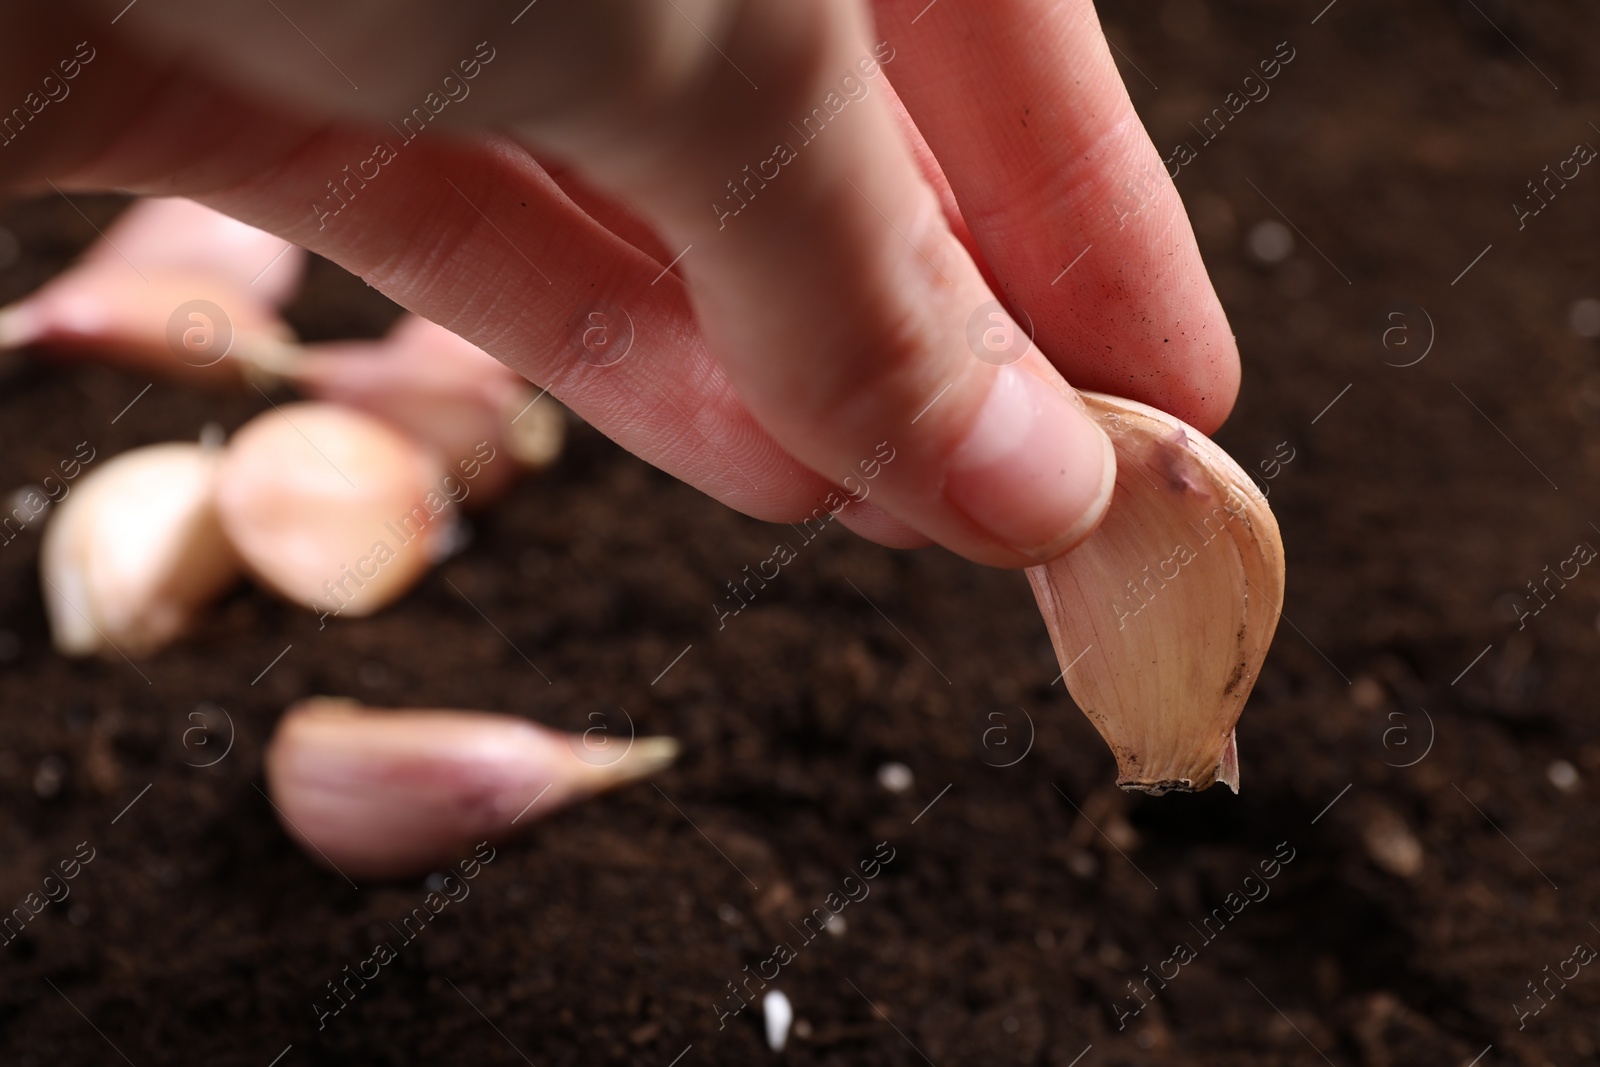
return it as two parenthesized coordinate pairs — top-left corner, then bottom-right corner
(1154, 317), (1242, 436)
(943, 363), (1117, 565)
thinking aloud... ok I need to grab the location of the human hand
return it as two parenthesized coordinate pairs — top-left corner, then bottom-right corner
(2, 0), (1237, 567)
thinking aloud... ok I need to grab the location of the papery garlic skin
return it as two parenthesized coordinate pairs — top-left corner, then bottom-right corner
(215, 402), (448, 617)
(1028, 392), (1284, 794)
(265, 698), (681, 878)
(40, 442), (240, 658)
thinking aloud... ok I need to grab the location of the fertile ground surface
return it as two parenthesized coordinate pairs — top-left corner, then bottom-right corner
(3, 2), (1599, 1064)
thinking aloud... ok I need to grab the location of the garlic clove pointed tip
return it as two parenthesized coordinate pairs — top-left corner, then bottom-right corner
(0, 302), (40, 350)
(587, 736), (680, 790)
(503, 389), (566, 470)
(632, 734), (682, 769)
(232, 335), (307, 388)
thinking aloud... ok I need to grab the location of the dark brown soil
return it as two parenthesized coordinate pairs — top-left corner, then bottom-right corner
(4, 2), (1600, 1064)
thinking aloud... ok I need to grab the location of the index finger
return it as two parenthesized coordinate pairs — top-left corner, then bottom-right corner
(872, 0), (1241, 434)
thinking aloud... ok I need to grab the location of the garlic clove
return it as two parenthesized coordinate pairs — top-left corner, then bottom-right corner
(2, 197), (304, 386)
(77, 197), (306, 305)
(286, 316), (565, 504)
(40, 441), (240, 658)
(0, 266), (299, 388)
(502, 385), (566, 472)
(264, 698), (681, 878)
(215, 402), (450, 617)
(1028, 391), (1284, 794)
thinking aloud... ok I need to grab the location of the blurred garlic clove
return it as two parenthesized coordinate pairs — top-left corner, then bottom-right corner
(79, 197), (306, 304)
(502, 386), (566, 471)
(1028, 392), (1285, 794)
(286, 315), (565, 504)
(40, 441), (240, 658)
(265, 698), (681, 878)
(0, 197), (304, 387)
(215, 402), (449, 617)
(0, 267), (299, 388)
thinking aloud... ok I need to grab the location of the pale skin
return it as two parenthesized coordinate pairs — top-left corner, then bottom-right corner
(1, 0), (1239, 570)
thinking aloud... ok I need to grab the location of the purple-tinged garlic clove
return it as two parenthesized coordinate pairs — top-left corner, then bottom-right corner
(264, 698), (680, 878)
(0, 268), (299, 388)
(1, 196), (305, 387)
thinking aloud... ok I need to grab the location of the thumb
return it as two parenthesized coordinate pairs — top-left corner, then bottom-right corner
(499, 0), (1119, 564)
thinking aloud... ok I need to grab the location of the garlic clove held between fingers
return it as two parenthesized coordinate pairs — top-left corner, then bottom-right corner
(41, 441), (240, 658)
(1028, 392), (1285, 794)
(265, 698), (681, 878)
(214, 403), (449, 618)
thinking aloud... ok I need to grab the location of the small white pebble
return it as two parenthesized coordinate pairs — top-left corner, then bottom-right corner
(824, 913), (846, 938)
(1067, 850), (1099, 879)
(33, 756), (64, 798)
(877, 761), (913, 794)
(425, 871), (447, 892)
(427, 517), (474, 562)
(7, 486), (49, 526)
(717, 903), (740, 925)
(1349, 675), (1385, 712)
(1246, 219), (1294, 264)
(1570, 297), (1600, 339)
(1363, 813), (1424, 878)
(1547, 759), (1581, 794)
(762, 989), (793, 1052)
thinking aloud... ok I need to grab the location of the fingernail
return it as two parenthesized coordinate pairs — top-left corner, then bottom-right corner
(945, 365), (1116, 559)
